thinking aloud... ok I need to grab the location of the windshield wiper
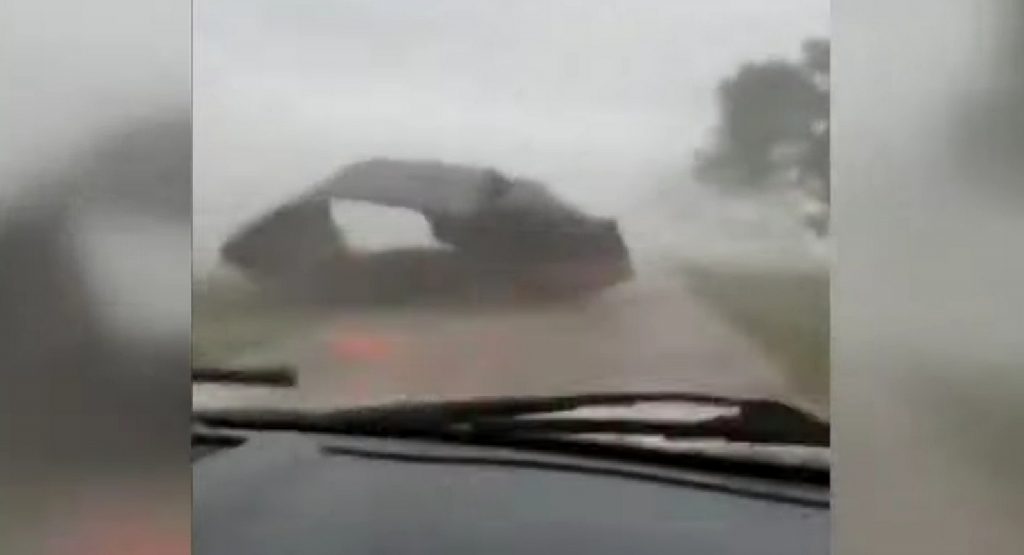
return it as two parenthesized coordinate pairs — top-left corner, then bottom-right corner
(192, 391), (828, 447)
(192, 365), (297, 387)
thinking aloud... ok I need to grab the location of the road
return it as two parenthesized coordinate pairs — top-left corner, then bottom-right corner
(193, 261), (826, 415)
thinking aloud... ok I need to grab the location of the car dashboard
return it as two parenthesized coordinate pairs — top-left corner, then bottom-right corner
(194, 430), (829, 554)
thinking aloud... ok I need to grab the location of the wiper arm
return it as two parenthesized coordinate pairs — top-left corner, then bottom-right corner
(193, 392), (828, 447)
(192, 365), (297, 387)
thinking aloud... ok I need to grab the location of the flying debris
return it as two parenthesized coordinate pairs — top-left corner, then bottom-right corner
(221, 159), (633, 304)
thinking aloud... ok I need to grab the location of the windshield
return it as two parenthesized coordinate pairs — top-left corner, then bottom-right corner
(192, 1), (830, 436)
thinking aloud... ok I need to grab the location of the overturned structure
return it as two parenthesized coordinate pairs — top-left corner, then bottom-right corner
(221, 159), (633, 304)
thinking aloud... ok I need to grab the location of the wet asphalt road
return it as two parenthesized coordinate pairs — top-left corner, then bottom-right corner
(193, 267), (810, 413)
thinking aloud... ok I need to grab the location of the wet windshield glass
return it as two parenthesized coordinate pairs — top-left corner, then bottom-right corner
(192, 1), (830, 425)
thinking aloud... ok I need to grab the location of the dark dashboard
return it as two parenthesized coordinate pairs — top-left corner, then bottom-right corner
(194, 431), (829, 554)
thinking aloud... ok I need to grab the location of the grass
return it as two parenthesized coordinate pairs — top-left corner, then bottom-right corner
(679, 258), (830, 413)
(192, 271), (333, 366)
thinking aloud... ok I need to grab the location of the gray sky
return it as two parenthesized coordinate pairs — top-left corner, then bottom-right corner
(194, 0), (828, 269)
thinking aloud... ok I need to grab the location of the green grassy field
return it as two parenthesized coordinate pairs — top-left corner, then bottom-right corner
(679, 259), (830, 413)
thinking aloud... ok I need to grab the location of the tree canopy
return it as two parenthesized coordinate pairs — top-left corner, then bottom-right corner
(696, 38), (830, 198)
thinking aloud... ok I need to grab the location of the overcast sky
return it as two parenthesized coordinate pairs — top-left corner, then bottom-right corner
(194, 0), (828, 268)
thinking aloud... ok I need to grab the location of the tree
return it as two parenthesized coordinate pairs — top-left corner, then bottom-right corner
(696, 38), (830, 194)
(797, 38), (830, 204)
(801, 38), (830, 81)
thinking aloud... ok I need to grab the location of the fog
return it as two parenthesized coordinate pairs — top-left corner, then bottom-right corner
(1, 1), (191, 552)
(0, 0), (189, 195)
(835, 1), (1024, 552)
(194, 0), (829, 272)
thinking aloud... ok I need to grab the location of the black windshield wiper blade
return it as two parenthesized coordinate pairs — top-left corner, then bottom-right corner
(193, 391), (829, 447)
(192, 365), (297, 387)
